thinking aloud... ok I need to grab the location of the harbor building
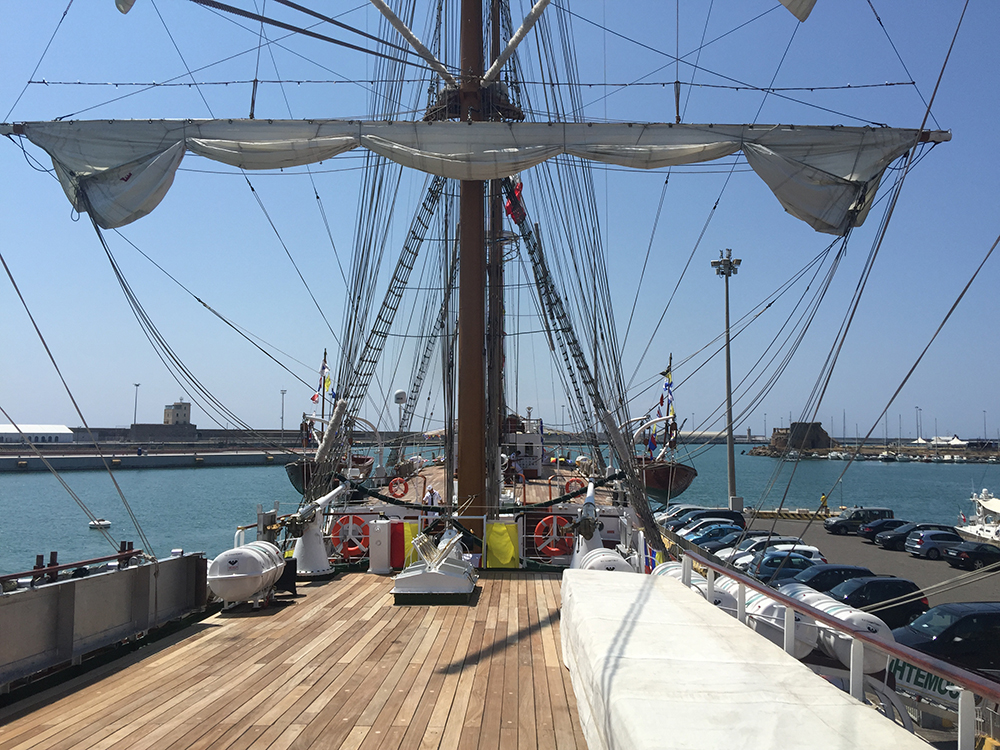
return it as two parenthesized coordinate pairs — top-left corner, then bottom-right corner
(163, 400), (191, 425)
(0, 424), (73, 444)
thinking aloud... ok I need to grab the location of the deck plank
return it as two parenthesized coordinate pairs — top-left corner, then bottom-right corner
(0, 571), (583, 750)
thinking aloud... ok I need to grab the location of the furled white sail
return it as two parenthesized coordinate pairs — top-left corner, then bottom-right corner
(779, 0), (818, 22)
(1, 119), (948, 235)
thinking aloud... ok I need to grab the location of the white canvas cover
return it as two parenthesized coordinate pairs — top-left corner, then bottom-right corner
(3, 119), (948, 233)
(561, 569), (933, 750)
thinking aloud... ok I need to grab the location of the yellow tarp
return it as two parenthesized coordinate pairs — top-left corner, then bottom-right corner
(485, 522), (519, 568)
(402, 521), (420, 566)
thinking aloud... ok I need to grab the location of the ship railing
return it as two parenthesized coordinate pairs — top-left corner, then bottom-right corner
(677, 547), (1000, 750)
(0, 542), (143, 587)
(0, 551), (207, 693)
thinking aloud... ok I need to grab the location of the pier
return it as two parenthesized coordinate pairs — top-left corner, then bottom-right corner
(0, 449), (300, 473)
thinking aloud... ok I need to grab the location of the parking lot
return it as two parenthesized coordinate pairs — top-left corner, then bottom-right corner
(756, 518), (998, 606)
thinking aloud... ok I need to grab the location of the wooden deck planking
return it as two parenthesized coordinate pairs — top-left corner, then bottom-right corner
(0, 572), (583, 750)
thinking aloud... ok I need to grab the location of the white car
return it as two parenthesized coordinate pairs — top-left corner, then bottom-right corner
(716, 535), (802, 563)
(732, 543), (825, 570)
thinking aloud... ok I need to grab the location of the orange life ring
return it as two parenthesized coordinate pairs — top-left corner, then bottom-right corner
(389, 478), (408, 498)
(330, 515), (370, 559)
(533, 515), (574, 557)
(564, 477), (587, 495)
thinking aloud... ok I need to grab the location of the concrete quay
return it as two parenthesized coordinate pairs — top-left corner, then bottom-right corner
(0, 449), (300, 473)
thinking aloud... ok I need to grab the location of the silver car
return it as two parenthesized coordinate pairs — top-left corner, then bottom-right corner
(905, 530), (964, 560)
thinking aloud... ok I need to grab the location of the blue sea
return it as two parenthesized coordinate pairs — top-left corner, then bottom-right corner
(1, 445), (997, 576)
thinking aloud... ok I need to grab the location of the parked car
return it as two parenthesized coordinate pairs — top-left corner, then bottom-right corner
(653, 504), (706, 523)
(824, 506), (894, 535)
(687, 524), (744, 546)
(779, 564), (875, 593)
(767, 544), (826, 563)
(716, 535), (803, 563)
(826, 576), (929, 629)
(677, 518), (739, 538)
(701, 529), (774, 554)
(733, 544), (823, 570)
(944, 541), (1000, 571)
(904, 530), (964, 560)
(858, 517), (910, 541)
(893, 602), (1000, 673)
(660, 508), (746, 533)
(746, 551), (817, 584)
(875, 522), (959, 551)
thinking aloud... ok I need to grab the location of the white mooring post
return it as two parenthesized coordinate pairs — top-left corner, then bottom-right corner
(849, 639), (864, 701)
(783, 606), (796, 655)
(737, 582), (746, 624)
(957, 688), (975, 750)
(681, 555), (693, 586)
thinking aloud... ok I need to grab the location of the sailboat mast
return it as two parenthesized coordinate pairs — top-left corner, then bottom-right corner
(456, 0), (488, 537)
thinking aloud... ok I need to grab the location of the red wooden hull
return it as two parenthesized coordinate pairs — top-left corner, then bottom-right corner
(640, 460), (698, 504)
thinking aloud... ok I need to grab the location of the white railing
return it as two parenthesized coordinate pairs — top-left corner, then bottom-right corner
(678, 547), (1000, 750)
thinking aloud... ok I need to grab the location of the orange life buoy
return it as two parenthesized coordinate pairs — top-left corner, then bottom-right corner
(330, 515), (370, 559)
(389, 477), (408, 498)
(533, 515), (574, 557)
(564, 477), (587, 495)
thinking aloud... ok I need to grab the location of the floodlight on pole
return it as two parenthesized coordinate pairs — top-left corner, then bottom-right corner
(711, 248), (741, 512)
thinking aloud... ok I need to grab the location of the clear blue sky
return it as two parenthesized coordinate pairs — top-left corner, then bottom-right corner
(1, 1), (997, 442)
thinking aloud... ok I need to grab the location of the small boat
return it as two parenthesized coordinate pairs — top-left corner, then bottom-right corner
(89, 518), (111, 529)
(957, 489), (1000, 543)
(285, 454), (375, 496)
(640, 458), (699, 505)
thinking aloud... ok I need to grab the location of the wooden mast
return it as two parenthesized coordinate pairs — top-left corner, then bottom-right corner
(456, 0), (487, 539)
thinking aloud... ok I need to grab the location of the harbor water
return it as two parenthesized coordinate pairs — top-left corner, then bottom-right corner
(1, 445), (997, 576)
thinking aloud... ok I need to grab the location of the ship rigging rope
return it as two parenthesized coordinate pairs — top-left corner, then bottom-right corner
(864, 0), (940, 131)
(772, 0), (969, 513)
(625, 9), (803, 392)
(555, 1), (896, 128)
(185, 0), (439, 71)
(0, 251), (154, 557)
(88, 214), (291, 458)
(3, 0), (74, 123)
(110, 229), (315, 395)
(152, 0), (215, 117)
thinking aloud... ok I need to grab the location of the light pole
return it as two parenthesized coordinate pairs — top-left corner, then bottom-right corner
(133, 383), (140, 426)
(915, 406), (919, 439)
(711, 248), (741, 511)
(984, 410), (988, 441)
(281, 389), (287, 443)
(764, 413), (767, 442)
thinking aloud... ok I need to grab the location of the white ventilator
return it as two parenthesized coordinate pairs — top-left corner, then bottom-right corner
(292, 485), (347, 578)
